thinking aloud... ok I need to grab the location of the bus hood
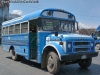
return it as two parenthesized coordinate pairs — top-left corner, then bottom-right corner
(48, 33), (94, 41)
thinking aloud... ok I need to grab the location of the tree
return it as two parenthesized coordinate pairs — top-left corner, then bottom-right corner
(78, 28), (95, 35)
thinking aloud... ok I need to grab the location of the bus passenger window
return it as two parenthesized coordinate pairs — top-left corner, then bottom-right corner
(21, 22), (28, 33)
(15, 24), (20, 34)
(9, 25), (14, 34)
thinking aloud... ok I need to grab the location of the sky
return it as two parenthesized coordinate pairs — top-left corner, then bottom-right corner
(9, 0), (100, 29)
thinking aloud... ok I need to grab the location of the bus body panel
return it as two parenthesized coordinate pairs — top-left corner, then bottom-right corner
(2, 33), (30, 60)
(14, 45), (29, 59)
(43, 42), (65, 60)
(93, 25), (100, 44)
(2, 45), (11, 52)
(37, 32), (50, 63)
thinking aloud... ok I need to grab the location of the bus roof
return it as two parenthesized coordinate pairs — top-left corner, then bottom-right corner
(2, 8), (75, 26)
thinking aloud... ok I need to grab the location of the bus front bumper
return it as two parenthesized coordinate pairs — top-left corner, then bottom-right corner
(61, 52), (99, 61)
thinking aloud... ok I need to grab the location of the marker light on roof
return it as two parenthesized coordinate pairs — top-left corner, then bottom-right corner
(60, 9), (64, 12)
(48, 11), (52, 16)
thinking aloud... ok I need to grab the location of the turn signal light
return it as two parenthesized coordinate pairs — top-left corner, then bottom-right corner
(59, 42), (63, 45)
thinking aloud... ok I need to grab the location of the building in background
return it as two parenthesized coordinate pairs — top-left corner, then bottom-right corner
(0, 1), (9, 43)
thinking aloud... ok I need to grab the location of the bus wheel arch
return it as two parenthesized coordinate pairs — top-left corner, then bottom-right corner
(41, 46), (59, 69)
(9, 46), (19, 61)
(9, 46), (14, 52)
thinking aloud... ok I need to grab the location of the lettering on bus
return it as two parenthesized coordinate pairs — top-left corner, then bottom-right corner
(43, 26), (53, 30)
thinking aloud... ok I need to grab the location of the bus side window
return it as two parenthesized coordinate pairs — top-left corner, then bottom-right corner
(9, 25), (14, 34)
(2, 27), (5, 35)
(15, 24), (20, 34)
(29, 19), (37, 32)
(21, 22), (28, 33)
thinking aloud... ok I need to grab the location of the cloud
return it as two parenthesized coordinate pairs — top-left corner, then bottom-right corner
(78, 22), (89, 29)
(78, 22), (97, 29)
(12, 10), (22, 15)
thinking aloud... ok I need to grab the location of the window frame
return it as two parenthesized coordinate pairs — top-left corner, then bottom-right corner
(9, 25), (14, 34)
(29, 19), (38, 32)
(2, 21), (29, 35)
(2, 27), (5, 35)
(15, 23), (20, 34)
(20, 21), (29, 34)
(41, 18), (75, 32)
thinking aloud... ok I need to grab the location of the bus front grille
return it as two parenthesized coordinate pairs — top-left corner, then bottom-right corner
(74, 42), (88, 46)
(75, 48), (87, 52)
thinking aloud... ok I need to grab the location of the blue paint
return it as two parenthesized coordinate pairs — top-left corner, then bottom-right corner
(92, 25), (100, 44)
(2, 33), (30, 60)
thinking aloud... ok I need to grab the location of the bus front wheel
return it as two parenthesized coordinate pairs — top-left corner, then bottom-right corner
(78, 58), (92, 68)
(46, 51), (60, 74)
(11, 49), (19, 61)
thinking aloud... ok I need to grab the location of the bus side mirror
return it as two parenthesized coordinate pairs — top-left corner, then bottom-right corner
(91, 32), (94, 37)
(91, 32), (97, 40)
(54, 25), (59, 36)
(75, 21), (79, 31)
(76, 21), (79, 31)
(75, 21), (79, 33)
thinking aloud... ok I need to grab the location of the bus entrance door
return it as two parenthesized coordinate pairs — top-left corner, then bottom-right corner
(30, 31), (37, 59)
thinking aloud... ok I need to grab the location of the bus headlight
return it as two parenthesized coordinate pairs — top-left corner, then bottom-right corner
(68, 43), (71, 48)
(91, 42), (93, 46)
(97, 37), (100, 39)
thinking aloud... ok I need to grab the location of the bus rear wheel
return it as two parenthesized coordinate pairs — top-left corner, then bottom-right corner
(78, 58), (92, 68)
(46, 51), (60, 74)
(11, 49), (19, 61)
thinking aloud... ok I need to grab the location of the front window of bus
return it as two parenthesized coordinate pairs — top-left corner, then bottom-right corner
(42, 18), (75, 33)
(42, 19), (60, 31)
(60, 21), (75, 32)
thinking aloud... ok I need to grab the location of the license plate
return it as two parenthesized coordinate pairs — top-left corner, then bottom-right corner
(81, 55), (87, 59)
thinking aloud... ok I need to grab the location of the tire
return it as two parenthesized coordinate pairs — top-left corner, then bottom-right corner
(11, 49), (19, 61)
(96, 44), (100, 50)
(78, 58), (92, 68)
(46, 51), (60, 74)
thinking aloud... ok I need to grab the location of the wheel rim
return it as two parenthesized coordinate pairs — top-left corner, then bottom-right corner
(47, 55), (54, 69)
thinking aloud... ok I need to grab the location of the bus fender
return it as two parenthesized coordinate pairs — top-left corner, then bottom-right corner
(41, 43), (65, 68)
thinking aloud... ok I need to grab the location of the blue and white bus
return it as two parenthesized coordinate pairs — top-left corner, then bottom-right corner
(2, 8), (98, 74)
(92, 25), (100, 50)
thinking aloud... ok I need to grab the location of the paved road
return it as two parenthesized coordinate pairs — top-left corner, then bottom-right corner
(0, 46), (100, 75)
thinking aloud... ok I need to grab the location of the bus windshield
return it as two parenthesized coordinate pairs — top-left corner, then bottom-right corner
(42, 18), (75, 32)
